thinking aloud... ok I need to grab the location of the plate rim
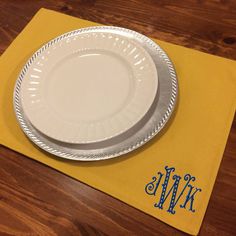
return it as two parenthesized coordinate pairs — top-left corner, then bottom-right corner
(14, 26), (178, 161)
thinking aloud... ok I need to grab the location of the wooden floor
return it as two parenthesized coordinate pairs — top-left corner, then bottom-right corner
(0, 1), (236, 235)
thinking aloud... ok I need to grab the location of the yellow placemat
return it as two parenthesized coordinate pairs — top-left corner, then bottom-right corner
(0, 9), (236, 235)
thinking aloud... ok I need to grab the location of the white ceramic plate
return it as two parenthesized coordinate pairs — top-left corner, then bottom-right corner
(20, 32), (158, 144)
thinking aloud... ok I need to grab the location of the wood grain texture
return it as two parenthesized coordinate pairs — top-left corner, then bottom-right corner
(0, 0), (236, 59)
(0, 0), (235, 235)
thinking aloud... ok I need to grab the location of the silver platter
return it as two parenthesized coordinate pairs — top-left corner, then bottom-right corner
(14, 26), (178, 161)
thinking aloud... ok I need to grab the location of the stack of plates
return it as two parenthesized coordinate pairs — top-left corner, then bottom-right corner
(14, 26), (178, 161)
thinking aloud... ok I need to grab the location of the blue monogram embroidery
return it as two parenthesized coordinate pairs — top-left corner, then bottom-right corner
(180, 184), (202, 212)
(145, 166), (202, 214)
(145, 172), (163, 195)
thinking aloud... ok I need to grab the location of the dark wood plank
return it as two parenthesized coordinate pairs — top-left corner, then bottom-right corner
(0, 0), (236, 60)
(0, 1), (235, 235)
(0, 146), (186, 236)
